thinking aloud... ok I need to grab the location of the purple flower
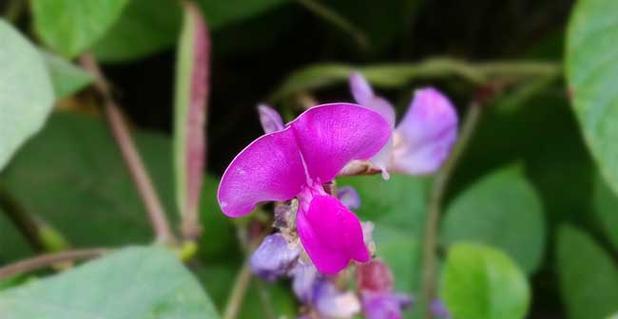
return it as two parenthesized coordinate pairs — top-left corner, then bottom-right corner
(250, 233), (300, 281)
(430, 299), (451, 319)
(291, 263), (361, 318)
(218, 103), (391, 274)
(336, 186), (361, 210)
(357, 259), (412, 319)
(348, 72), (458, 177)
(291, 263), (320, 303)
(257, 104), (285, 134)
(313, 279), (361, 318)
(362, 292), (412, 319)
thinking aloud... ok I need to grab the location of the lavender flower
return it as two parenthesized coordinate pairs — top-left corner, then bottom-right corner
(430, 299), (451, 319)
(348, 72), (458, 177)
(336, 186), (361, 210)
(357, 259), (412, 319)
(257, 104), (285, 134)
(291, 263), (360, 318)
(250, 233), (300, 281)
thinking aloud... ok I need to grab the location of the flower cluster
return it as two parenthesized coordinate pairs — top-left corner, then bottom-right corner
(217, 72), (458, 318)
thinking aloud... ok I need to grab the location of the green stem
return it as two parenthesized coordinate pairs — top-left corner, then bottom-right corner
(419, 102), (483, 319)
(270, 58), (561, 102)
(296, 0), (369, 49)
(80, 54), (176, 245)
(0, 248), (109, 279)
(222, 261), (253, 319)
(0, 185), (46, 253)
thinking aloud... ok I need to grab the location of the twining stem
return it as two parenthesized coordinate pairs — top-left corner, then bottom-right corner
(270, 58), (561, 102)
(420, 102), (483, 319)
(0, 248), (109, 279)
(80, 54), (176, 245)
(223, 223), (269, 319)
(222, 261), (253, 319)
(296, 0), (369, 49)
(0, 185), (46, 252)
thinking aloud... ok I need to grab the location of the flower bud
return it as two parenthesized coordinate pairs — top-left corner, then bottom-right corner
(250, 233), (300, 281)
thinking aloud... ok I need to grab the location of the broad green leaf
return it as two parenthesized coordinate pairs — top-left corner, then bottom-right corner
(0, 247), (221, 319)
(32, 0), (130, 57)
(0, 112), (237, 262)
(441, 164), (545, 274)
(441, 243), (530, 319)
(0, 21), (54, 172)
(593, 174), (618, 251)
(174, 2), (210, 239)
(93, 0), (181, 62)
(566, 0), (618, 196)
(41, 51), (93, 98)
(557, 225), (618, 319)
(451, 92), (594, 223)
(339, 175), (427, 317)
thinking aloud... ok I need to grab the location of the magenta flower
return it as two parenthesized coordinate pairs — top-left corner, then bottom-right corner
(218, 103), (391, 274)
(348, 72), (458, 177)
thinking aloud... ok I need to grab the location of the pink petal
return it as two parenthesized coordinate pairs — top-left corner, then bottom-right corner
(257, 104), (285, 134)
(290, 103), (391, 183)
(392, 87), (458, 175)
(296, 195), (370, 274)
(217, 128), (306, 217)
(349, 72), (396, 127)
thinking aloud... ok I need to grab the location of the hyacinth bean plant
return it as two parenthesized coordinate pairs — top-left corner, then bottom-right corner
(2, 1), (618, 319)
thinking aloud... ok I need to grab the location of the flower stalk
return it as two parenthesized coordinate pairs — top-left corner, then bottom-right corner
(80, 54), (175, 245)
(0, 248), (109, 279)
(419, 101), (483, 318)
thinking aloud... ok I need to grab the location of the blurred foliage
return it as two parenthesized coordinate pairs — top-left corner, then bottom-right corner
(556, 226), (618, 319)
(441, 164), (545, 274)
(2, 0), (618, 318)
(0, 247), (221, 318)
(441, 243), (530, 319)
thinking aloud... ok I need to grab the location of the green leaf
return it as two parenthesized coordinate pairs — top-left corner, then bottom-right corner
(174, 2), (210, 239)
(593, 174), (618, 251)
(0, 20), (54, 172)
(93, 0), (181, 62)
(441, 243), (530, 319)
(0, 112), (237, 262)
(441, 164), (545, 274)
(451, 92), (595, 224)
(41, 51), (93, 98)
(32, 0), (130, 57)
(338, 175), (427, 302)
(0, 247), (221, 318)
(557, 225), (618, 319)
(566, 0), (618, 196)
